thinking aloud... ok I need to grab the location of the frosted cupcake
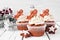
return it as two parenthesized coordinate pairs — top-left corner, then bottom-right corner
(16, 15), (28, 30)
(27, 15), (46, 36)
(43, 9), (56, 34)
(44, 15), (56, 34)
(15, 9), (28, 30)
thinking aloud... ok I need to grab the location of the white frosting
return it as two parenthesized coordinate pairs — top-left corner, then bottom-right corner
(16, 15), (28, 22)
(44, 15), (54, 21)
(29, 15), (44, 25)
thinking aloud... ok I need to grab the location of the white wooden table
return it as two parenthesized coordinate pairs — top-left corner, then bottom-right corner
(0, 22), (60, 40)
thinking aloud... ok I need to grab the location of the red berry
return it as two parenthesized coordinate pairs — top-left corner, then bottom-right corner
(9, 8), (12, 13)
(3, 9), (5, 11)
(5, 10), (9, 14)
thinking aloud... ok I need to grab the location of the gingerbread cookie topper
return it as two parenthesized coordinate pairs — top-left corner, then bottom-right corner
(14, 9), (23, 20)
(20, 31), (31, 38)
(40, 9), (49, 18)
(27, 9), (37, 20)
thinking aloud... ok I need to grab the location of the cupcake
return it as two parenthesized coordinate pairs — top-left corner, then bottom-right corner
(44, 15), (56, 34)
(16, 9), (28, 30)
(43, 9), (57, 34)
(27, 15), (46, 36)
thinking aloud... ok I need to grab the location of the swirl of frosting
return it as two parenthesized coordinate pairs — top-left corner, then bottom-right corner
(16, 15), (28, 23)
(44, 15), (54, 21)
(29, 15), (44, 25)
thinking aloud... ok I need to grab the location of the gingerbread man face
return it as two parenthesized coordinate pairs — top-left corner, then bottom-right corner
(18, 9), (23, 14)
(40, 9), (49, 18)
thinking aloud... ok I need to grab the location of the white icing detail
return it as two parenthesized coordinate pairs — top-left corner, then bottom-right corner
(49, 26), (55, 32)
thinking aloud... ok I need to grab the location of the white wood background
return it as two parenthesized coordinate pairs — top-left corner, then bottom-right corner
(0, 0), (60, 21)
